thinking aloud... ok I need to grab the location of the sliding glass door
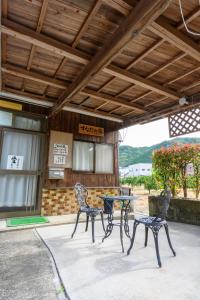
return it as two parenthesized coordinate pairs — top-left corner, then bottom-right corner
(0, 128), (44, 215)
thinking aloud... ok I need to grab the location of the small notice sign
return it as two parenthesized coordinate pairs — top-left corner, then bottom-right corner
(53, 144), (68, 155)
(53, 155), (66, 165)
(79, 124), (104, 137)
(7, 155), (24, 170)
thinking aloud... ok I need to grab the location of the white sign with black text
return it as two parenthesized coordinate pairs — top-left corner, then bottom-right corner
(7, 155), (24, 170)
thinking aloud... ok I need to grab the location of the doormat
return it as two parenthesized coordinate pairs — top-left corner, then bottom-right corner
(6, 216), (49, 227)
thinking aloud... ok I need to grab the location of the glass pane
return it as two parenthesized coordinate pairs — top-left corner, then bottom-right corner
(1, 131), (41, 170)
(14, 116), (41, 131)
(95, 144), (113, 173)
(0, 110), (12, 126)
(0, 174), (37, 208)
(73, 141), (94, 171)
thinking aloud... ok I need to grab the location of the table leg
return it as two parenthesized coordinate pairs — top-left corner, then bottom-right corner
(124, 202), (131, 239)
(120, 207), (124, 253)
(102, 213), (114, 242)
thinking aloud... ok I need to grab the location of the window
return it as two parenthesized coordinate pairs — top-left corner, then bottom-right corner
(73, 141), (114, 173)
(73, 141), (94, 171)
(0, 110), (12, 126)
(95, 144), (113, 173)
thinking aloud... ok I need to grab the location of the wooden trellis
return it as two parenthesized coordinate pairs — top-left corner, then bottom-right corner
(168, 106), (200, 137)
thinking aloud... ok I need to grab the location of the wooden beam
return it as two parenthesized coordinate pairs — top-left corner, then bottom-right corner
(1, 18), (91, 65)
(51, 0), (171, 114)
(150, 16), (200, 62)
(80, 88), (147, 112)
(2, 63), (68, 89)
(104, 65), (180, 99)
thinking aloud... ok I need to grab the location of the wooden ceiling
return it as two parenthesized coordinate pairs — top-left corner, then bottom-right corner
(1, 0), (200, 128)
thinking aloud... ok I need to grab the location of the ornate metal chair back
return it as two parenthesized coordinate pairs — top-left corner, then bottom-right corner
(156, 188), (172, 220)
(120, 187), (131, 196)
(74, 183), (89, 209)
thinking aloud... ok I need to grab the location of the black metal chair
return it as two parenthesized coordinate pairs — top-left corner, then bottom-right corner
(127, 188), (176, 267)
(71, 183), (105, 243)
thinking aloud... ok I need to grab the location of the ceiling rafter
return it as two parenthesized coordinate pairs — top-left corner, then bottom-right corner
(104, 65), (180, 99)
(150, 16), (200, 62)
(80, 88), (147, 112)
(2, 87), (123, 122)
(2, 63), (68, 89)
(50, 0), (171, 115)
(97, 5), (200, 98)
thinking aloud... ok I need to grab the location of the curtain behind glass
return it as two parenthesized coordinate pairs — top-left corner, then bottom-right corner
(73, 141), (94, 171)
(0, 175), (37, 207)
(95, 144), (113, 173)
(1, 131), (41, 170)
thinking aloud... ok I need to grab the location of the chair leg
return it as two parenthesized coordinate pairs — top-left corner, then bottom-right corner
(100, 211), (105, 232)
(71, 211), (81, 238)
(91, 215), (95, 243)
(164, 224), (176, 256)
(85, 214), (89, 232)
(152, 230), (162, 268)
(127, 221), (138, 255)
(144, 226), (148, 247)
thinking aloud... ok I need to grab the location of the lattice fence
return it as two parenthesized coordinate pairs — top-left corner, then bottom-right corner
(168, 105), (200, 137)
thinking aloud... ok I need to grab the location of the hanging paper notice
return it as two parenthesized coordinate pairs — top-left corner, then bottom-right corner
(53, 144), (68, 155)
(7, 155), (24, 170)
(53, 155), (66, 165)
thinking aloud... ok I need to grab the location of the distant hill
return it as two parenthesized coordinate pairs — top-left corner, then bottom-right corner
(119, 137), (200, 168)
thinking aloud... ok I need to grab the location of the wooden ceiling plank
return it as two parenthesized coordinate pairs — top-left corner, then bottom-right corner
(177, 6), (200, 30)
(53, 0), (102, 80)
(26, 0), (49, 72)
(126, 39), (163, 69)
(2, 63), (67, 89)
(145, 95), (168, 107)
(150, 16), (200, 62)
(166, 65), (200, 85)
(95, 100), (109, 110)
(104, 65), (180, 99)
(51, 0), (171, 114)
(130, 90), (152, 103)
(1, 19), (91, 65)
(80, 88), (147, 112)
(147, 52), (186, 79)
(109, 106), (121, 114)
(179, 80), (200, 93)
(109, 7), (200, 97)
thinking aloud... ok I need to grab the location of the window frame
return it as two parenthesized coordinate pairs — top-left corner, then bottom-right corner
(72, 140), (114, 174)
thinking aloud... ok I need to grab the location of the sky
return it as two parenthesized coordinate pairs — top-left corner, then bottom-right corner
(120, 117), (200, 147)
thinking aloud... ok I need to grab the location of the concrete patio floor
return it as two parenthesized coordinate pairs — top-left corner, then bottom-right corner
(37, 220), (200, 300)
(0, 229), (60, 300)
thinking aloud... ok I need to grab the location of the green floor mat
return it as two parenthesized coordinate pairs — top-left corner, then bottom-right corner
(7, 216), (49, 227)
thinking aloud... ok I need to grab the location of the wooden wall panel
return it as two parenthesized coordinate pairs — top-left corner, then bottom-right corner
(45, 110), (120, 188)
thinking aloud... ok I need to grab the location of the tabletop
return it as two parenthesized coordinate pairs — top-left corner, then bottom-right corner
(99, 195), (138, 201)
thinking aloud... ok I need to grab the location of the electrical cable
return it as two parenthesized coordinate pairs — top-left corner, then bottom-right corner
(179, 0), (200, 36)
(34, 228), (71, 300)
